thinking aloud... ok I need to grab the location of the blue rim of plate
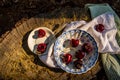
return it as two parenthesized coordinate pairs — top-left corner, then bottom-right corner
(54, 29), (99, 74)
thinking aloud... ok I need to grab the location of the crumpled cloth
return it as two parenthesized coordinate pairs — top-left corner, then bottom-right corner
(85, 3), (120, 80)
(39, 12), (120, 69)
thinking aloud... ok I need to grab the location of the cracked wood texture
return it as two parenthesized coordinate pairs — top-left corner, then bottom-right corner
(0, 8), (102, 80)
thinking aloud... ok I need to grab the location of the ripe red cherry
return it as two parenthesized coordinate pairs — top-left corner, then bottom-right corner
(82, 43), (93, 53)
(75, 50), (85, 59)
(38, 29), (46, 38)
(71, 39), (79, 47)
(62, 53), (72, 64)
(95, 24), (105, 32)
(74, 59), (83, 69)
(37, 43), (47, 53)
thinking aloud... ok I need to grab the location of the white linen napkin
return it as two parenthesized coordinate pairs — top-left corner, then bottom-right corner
(39, 12), (120, 68)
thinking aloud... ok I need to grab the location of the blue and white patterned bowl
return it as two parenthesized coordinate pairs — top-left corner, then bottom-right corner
(54, 29), (99, 74)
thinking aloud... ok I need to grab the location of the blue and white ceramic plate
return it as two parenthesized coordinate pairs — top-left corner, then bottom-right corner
(54, 29), (99, 74)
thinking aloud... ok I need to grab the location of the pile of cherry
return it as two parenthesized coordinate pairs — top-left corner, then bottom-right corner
(36, 24), (104, 69)
(61, 39), (93, 69)
(37, 29), (47, 54)
(61, 24), (105, 69)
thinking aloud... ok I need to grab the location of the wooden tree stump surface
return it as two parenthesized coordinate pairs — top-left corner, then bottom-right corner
(0, 8), (102, 80)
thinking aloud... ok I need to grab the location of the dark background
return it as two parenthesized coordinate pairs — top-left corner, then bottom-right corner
(0, 0), (120, 37)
